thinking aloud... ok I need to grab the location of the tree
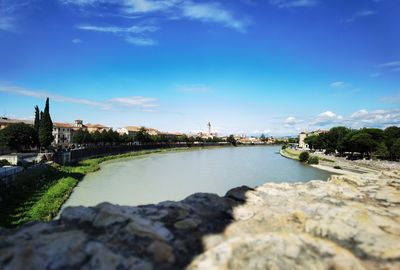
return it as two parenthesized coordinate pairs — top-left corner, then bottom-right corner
(38, 98), (54, 149)
(391, 138), (400, 160)
(227, 135), (237, 146)
(384, 126), (400, 159)
(299, 151), (309, 162)
(72, 129), (92, 144)
(308, 156), (319, 164)
(347, 131), (376, 157)
(0, 123), (38, 152)
(375, 142), (389, 159)
(304, 135), (319, 150)
(325, 126), (350, 155)
(34, 105), (40, 132)
(135, 127), (152, 144)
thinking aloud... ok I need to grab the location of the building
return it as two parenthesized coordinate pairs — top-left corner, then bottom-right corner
(298, 130), (328, 149)
(157, 131), (185, 140)
(125, 126), (160, 138)
(73, 120), (110, 133)
(298, 132), (308, 149)
(86, 124), (110, 133)
(52, 122), (74, 148)
(116, 127), (129, 135)
(0, 117), (34, 129)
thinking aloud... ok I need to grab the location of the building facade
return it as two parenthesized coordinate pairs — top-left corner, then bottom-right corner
(52, 123), (74, 148)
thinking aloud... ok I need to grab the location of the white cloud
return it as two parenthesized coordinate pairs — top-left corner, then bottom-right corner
(125, 36), (157, 46)
(122, 0), (179, 13)
(0, 17), (15, 32)
(181, 2), (248, 32)
(177, 85), (210, 93)
(350, 109), (369, 118)
(76, 24), (158, 34)
(76, 24), (158, 45)
(269, 0), (318, 8)
(376, 61), (400, 72)
(72, 38), (82, 44)
(284, 116), (302, 127)
(284, 109), (400, 133)
(330, 81), (349, 89)
(312, 110), (343, 126)
(348, 109), (400, 127)
(63, 0), (249, 33)
(109, 96), (158, 107)
(0, 84), (159, 111)
(0, 1), (33, 32)
(346, 10), (375, 23)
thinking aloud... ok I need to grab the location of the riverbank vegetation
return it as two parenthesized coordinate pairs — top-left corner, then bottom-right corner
(0, 148), (197, 228)
(304, 126), (400, 160)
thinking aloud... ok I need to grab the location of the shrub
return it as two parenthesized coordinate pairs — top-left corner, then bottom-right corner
(0, 159), (10, 167)
(333, 165), (342, 170)
(308, 156), (319, 164)
(281, 144), (287, 150)
(299, 151), (310, 162)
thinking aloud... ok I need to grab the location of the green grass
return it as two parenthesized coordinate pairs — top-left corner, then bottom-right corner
(28, 177), (78, 222)
(0, 147), (200, 228)
(282, 149), (336, 164)
(282, 148), (302, 160)
(319, 157), (335, 163)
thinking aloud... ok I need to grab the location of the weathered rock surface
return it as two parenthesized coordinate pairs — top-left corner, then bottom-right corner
(1, 171), (399, 270)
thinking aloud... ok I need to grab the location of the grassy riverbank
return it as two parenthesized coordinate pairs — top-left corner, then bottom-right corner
(280, 148), (374, 176)
(0, 147), (200, 228)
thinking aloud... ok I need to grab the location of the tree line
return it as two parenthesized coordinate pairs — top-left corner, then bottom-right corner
(71, 127), (227, 145)
(0, 98), (54, 152)
(304, 126), (400, 160)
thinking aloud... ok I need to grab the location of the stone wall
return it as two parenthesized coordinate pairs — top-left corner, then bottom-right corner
(0, 171), (399, 269)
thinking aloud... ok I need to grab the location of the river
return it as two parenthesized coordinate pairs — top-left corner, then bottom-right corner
(63, 146), (331, 207)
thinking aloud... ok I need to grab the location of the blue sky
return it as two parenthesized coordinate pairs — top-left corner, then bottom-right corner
(0, 0), (399, 136)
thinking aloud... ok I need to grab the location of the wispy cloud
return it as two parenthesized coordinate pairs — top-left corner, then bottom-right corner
(329, 81), (349, 89)
(76, 23), (158, 45)
(0, 84), (159, 111)
(0, 0), (33, 32)
(76, 24), (158, 34)
(346, 10), (375, 23)
(63, 0), (250, 41)
(269, 0), (318, 8)
(72, 38), (82, 44)
(177, 85), (210, 94)
(376, 61), (400, 72)
(0, 17), (15, 32)
(109, 96), (158, 107)
(125, 36), (157, 46)
(181, 2), (249, 32)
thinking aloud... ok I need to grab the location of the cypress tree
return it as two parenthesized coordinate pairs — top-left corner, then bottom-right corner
(39, 98), (54, 149)
(34, 105), (40, 132)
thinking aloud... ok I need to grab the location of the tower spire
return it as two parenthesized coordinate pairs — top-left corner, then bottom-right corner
(207, 121), (211, 134)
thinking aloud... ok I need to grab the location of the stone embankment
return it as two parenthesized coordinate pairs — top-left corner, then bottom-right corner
(1, 170), (400, 269)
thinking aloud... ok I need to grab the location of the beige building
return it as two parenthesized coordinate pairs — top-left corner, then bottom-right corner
(0, 117), (33, 129)
(73, 120), (110, 133)
(52, 123), (74, 148)
(298, 130), (328, 149)
(126, 126), (160, 137)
